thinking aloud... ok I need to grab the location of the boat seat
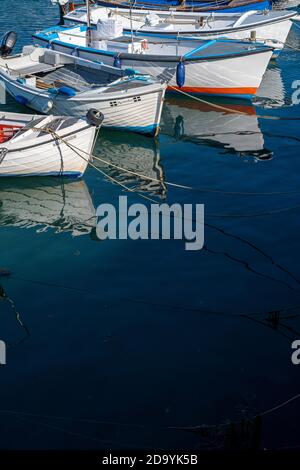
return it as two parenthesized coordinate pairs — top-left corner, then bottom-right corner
(14, 63), (62, 78)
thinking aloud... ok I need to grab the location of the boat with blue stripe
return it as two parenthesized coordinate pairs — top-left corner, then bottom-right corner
(33, 24), (274, 99)
(94, 0), (272, 12)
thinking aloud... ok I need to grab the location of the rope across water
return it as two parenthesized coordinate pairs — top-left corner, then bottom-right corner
(24, 123), (300, 201)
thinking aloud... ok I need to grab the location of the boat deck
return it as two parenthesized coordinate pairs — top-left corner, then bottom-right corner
(41, 65), (151, 92)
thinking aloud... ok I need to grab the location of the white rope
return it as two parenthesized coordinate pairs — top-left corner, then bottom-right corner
(41, 126), (159, 203)
(18, 123), (300, 199)
(167, 84), (300, 120)
(42, 127), (300, 197)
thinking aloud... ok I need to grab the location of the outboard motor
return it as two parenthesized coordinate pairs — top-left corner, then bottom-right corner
(0, 31), (17, 57)
(86, 109), (105, 128)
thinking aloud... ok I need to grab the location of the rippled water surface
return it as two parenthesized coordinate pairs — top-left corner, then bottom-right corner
(0, 0), (300, 450)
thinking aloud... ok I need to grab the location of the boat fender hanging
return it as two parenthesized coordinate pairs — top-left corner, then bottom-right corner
(15, 95), (28, 106)
(41, 101), (53, 114)
(71, 47), (79, 57)
(113, 55), (121, 69)
(86, 109), (105, 127)
(124, 68), (136, 76)
(176, 60), (185, 89)
(141, 40), (148, 51)
(0, 31), (17, 57)
(57, 86), (77, 97)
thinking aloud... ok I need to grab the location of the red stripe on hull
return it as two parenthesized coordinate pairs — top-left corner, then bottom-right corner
(168, 86), (258, 96)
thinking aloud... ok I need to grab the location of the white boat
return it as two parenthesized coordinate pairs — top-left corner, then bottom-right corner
(0, 178), (97, 237)
(33, 26), (273, 99)
(64, 0), (272, 18)
(63, 5), (298, 54)
(0, 46), (166, 135)
(0, 111), (99, 177)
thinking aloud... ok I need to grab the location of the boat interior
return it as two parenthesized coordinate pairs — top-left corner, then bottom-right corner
(0, 47), (150, 93)
(0, 113), (77, 144)
(84, 8), (294, 32)
(0, 113), (42, 143)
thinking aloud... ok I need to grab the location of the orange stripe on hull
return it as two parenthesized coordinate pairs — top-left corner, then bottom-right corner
(168, 86), (258, 96)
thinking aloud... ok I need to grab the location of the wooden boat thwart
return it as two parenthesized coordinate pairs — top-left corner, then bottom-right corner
(34, 27), (273, 98)
(0, 111), (99, 177)
(0, 47), (166, 136)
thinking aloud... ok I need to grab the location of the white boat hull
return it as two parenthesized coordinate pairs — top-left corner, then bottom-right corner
(64, 6), (297, 53)
(3, 80), (165, 135)
(53, 87), (165, 134)
(0, 55), (166, 135)
(0, 114), (97, 177)
(38, 41), (273, 98)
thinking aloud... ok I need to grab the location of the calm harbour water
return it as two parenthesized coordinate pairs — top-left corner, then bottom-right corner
(0, 0), (300, 450)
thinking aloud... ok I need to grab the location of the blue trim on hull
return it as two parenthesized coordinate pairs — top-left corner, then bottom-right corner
(107, 124), (159, 135)
(0, 172), (83, 178)
(34, 31), (272, 62)
(96, 0), (271, 12)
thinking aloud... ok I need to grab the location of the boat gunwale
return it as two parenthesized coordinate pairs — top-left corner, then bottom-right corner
(92, 0), (271, 13)
(0, 121), (93, 154)
(62, 10), (297, 36)
(33, 34), (274, 62)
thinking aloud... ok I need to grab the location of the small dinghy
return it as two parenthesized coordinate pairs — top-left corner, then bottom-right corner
(0, 45), (166, 136)
(33, 26), (273, 98)
(0, 111), (101, 177)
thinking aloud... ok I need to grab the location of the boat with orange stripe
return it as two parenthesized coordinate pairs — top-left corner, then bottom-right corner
(34, 24), (273, 99)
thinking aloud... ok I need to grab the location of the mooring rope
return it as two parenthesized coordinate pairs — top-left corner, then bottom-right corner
(46, 126), (160, 204)
(20, 123), (300, 201)
(39, 128), (300, 219)
(168, 84), (300, 120)
(13, 127), (300, 295)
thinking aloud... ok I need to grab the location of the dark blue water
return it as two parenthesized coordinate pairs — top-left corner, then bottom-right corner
(0, 0), (300, 450)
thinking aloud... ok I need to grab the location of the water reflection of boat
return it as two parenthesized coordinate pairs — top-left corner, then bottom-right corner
(0, 178), (96, 237)
(161, 96), (273, 159)
(255, 64), (286, 108)
(94, 131), (167, 198)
